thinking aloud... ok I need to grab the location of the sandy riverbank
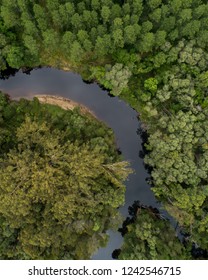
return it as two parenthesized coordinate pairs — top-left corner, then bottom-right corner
(34, 94), (96, 117)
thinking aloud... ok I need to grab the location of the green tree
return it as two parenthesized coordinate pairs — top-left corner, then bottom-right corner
(95, 35), (112, 57)
(5, 46), (24, 69)
(23, 35), (39, 58)
(33, 4), (48, 32)
(124, 25), (137, 44)
(112, 29), (124, 48)
(61, 31), (75, 55)
(70, 41), (85, 63)
(0, 1), (20, 28)
(116, 203), (191, 260)
(101, 6), (111, 24)
(147, 0), (162, 10)
(42, 30), (59, 55)
(71, 13), (83, 31)
(102, 63), (132, 96)
(144, 78), (158, 93)
(139, 32), (155, 53)
(0, 106), (132, 259)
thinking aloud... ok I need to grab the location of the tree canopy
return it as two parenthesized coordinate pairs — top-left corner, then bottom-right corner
(0, 0), (208, 259)
(0, 93), (132, 259)
(114, 202), (191, 260)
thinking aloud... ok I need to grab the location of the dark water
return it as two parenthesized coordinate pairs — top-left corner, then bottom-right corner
(0, 67), (160, 259)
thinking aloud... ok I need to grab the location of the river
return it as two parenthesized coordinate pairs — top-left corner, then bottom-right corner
(0, 67), (160, 259)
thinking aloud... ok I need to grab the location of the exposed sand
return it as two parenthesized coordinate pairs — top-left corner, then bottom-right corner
(34, 95), (96, 118)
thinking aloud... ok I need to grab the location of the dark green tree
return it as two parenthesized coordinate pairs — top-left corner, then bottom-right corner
(115, 203), (191, 260)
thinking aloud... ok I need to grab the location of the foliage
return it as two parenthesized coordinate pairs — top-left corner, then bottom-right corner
(0, 93), (132, 259)
(114, 202), (191, 260)
(0, 0), (208, 258)
(91, 63), (132, 96)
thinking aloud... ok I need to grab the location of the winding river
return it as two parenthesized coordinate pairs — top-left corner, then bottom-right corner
(0, 67), (160, 259)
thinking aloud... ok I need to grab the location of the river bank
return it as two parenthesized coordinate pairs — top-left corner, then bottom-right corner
(35, 94), (96, 117)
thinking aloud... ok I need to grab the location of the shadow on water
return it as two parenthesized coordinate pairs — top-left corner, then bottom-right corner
(0, 66), (18, 80)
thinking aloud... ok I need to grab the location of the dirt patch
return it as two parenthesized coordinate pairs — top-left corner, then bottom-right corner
(35, 95), (97, 118)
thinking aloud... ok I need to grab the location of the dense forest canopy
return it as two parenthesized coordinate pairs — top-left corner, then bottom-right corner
(0, 0), (208, 259)
(0, 93), (132, 259)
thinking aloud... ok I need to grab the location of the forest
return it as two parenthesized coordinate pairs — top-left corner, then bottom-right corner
(0, 92), (131, 259)
(0, 0), (208, 259)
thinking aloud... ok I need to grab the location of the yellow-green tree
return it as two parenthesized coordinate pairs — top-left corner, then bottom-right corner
(0, 112), (132, 259)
